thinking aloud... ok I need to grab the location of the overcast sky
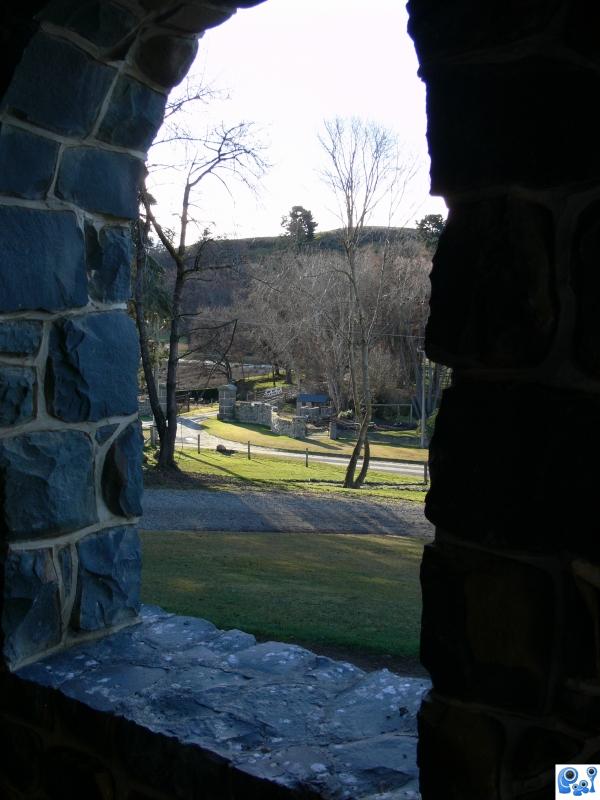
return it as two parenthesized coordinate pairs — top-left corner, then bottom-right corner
(147, 0), (447, 239)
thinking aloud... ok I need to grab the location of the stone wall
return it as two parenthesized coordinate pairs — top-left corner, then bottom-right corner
(0, 0), (172, 670)
(235, 399), (273, 426)
(218, 384), (306, 438)
(408, 1), (600, 796)
(270, 410), (306, 439)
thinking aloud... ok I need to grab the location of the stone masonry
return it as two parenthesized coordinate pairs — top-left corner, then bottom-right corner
(408, 2), (600, 797)
(0, 0), (216, 672)
(218, 383), (306, 438)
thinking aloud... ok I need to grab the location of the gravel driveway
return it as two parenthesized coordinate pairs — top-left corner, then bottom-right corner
(141, 489), (433, 538)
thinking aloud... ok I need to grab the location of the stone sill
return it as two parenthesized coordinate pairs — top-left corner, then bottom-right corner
(5, 606), (428, 799)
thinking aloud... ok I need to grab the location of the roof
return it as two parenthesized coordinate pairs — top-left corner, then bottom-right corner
(298, 393), (329, 404)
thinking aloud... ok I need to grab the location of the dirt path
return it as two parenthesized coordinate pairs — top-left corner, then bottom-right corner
(141, 487), (433, 539)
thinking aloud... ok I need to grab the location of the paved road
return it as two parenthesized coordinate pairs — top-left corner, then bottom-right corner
(166, 415), (428, 480)
(141, 488), (433, 538)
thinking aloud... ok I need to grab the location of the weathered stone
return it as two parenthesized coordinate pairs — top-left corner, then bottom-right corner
(407, 0), (562, 63)
(426, 382), (600, 555)
(0, 124), (59, 199)
(85, 224), (133, 304)
(46, 312), (139, 422)
(3, 548), (61, 665)
(420, 542), (556, 712)
(133, 33), (198, 88)
(1, 32), (115, 136)
(226, 641), (318, 675)
(97, 75), (166, 151)
(74, 527), (141, 632)
(39, 0), (138, 48)
(418, 694), (505, 800)
(95, 423), (118, 445)
(56, 147), (143, 219)
(102, 422), (144, 518)
(427, 197), (556, 368)
(156, 4), (233, 33)
(16, 606), (426, 799)
(0, 366), (35, 426)
(0, 320), (43, 356)
(425, 60), (600, 193)
(0, 431), (96, 540)
(0, 207), (87, 313)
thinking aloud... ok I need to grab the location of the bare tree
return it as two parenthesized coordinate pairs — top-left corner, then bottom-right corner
(134, 79), (268, 469)
(318, 117), (418, 487)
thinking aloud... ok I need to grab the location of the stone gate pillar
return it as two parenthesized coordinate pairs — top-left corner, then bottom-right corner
(218, 383), (237, 420)
(408, 2), (600, 797)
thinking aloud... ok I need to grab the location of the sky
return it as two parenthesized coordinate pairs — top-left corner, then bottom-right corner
(147, 0), (447, 240)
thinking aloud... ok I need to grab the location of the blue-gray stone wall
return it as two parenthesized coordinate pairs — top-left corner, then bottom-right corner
(0, 0), (250, 672)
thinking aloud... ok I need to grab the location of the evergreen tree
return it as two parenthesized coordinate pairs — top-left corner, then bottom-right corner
(416, 213), (445, 249)
(281, 205), (317, 245)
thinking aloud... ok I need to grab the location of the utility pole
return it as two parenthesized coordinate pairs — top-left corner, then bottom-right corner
(419, 348), (427, 449)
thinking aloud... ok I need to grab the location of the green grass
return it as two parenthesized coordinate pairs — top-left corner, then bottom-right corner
(201, 417), (428, 463)
(140, 531), (424, 660)
(146, 448), (427, 501)
(240, 372), (290, 392)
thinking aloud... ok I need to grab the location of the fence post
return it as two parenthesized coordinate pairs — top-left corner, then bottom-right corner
(197, 433), (200, 453)
(247, 441), (251, 460)
(424, 461), (429, 484)
(305, 448), (308, 467)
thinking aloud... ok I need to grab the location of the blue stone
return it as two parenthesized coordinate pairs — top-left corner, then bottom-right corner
(39, 0), (138, 48)
(134, 33), (198, 88)
(0, 125), (59, 199)
(75, 527), (141, 632)
(58, 545), (73, 600)
(0, 367), (36, 426)
(102, 422), (144, 517)
(56, 146), (143, 218)
(46, 311), (139, 422)
(1, 33), (115, 137)
(0, 431), (97, 540)
(0, 207), (87, 313)
(3, 549), (61, 665)
(95, 423), (119, 445)
(85, 224), (133, 303)
(0, 321), (43, 356)
(97, 76), (166, 151)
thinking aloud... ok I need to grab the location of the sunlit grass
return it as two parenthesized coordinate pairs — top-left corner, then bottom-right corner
(141, 531), (424, 660)
(146, 448), (427, 502)
(201, 417), (428, 463)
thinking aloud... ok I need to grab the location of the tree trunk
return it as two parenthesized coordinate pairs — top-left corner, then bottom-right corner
(158, 267), (185, 469)
(354, 434), (371, 488)
(133, 222), (167, 446)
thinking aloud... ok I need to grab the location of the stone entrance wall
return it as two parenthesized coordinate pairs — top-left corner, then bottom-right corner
(218, 383), (306, 438)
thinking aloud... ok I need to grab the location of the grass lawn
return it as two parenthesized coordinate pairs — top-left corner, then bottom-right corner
(145, 448), (427, 502)
(201, 417), (428, 463)
(140, 531), (424, 666)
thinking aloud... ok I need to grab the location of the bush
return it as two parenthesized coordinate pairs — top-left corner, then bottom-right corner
(337, 409), (354, 420)
(426, 408), (439, 440)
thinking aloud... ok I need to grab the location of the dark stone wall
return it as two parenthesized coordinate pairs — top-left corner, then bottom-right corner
(0, 0), (264, 673)
(408, 1), (600, 797)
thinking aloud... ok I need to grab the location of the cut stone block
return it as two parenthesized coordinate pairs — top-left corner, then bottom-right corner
(0, 366), (35, 426)
(3, 548), (61, 666)
(0, 207), (86, 313)
(0, 430), (96, 540)
(46, 312), (139, 422)
(74, 526), (141, 632)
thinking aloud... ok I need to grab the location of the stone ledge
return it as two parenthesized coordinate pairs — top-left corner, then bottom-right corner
(14, 605), (427, 799)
